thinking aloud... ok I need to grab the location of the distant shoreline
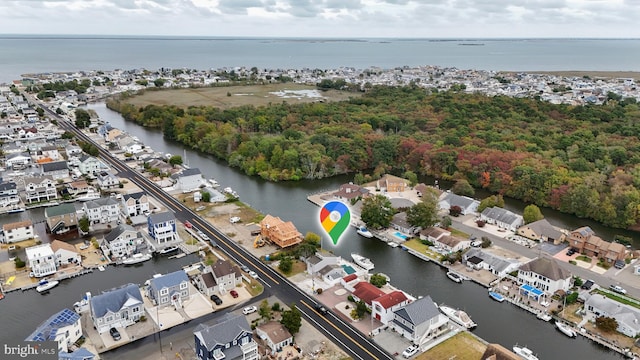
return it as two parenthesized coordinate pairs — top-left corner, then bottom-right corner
(511, 70), (640, 80)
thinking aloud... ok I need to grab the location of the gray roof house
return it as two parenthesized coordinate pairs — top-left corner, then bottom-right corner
(173, 167), (203, 192)
(82, 197), (120, 224)
(147, 270), (190, 308)
(101, 224), (145, 260)
(41, 160), (70, 180)
(517, 219), (566, 244)
(585, 294), (640, 337)
(194, 259), (242, 296)
(438, 192), (480, 215)
(518, 257), (572, 295)
(390, 295), (449, 346)
(89, 283), (144, 334)
(463, 248), (523, 277)
(391, 212), (418, 235)
(480, 207), (524, 232)
(193, 313), (258, 360)
(147, 211), (178, 244)
(58, 348), (96, 360)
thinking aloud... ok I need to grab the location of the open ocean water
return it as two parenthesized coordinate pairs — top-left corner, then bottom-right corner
(0, 35), (639, 83)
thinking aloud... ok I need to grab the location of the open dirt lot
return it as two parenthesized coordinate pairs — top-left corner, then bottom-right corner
(125, 83), (360, 109)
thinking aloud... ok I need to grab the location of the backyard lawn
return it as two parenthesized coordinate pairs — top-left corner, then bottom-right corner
(420, 332), (486, 360)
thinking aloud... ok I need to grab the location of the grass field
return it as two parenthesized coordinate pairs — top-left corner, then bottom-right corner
(419, 332), (486, 360)
(124, 83), (360, 109)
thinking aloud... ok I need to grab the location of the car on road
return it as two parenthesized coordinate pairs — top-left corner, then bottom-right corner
(240, 265), (250, 272)
(201, 234), (210, 241)
(242, 306), (257, 315)
(184, 221), (192, 229)
(248, 271), (258, 279)
(402, 345), (418, 358)
(210, 294), (223, 305)
(109, 327), (121, 341)
(315, 304), (329, 315)
(581, 279), (595, 290)
(610, 285), (627, 294)
(230, 290), (239, 298)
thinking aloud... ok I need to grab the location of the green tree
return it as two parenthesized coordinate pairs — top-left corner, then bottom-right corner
(481, 236), (492, 248)
(278, 257), (293, 274)
(573, 277), (583, 287)
(370, 273), (388, 288)
(595, 316), (618, 333)
(14, 256), (26, 269)
(406, 198), (438, 229)
(565, 292), (579, 305)
(304, 232), (321, 247)
(478, 195), (505, 213)
(78, 215), (90, 233)
(153, 78), (166, 87)
(360, 194), (395, 229)
(201, 191), (211, 203)
(74, 109), (91, 128)
(403, 170), (418, 187)
(36, 107), (44, 117)
(280, 305), (302, 334)
(259, 299), (272, 321)
(523, 204), (544, 224)
(452, 179), (475, 197)
(168, 155), (183, 166)
(440, 216), (452, 229)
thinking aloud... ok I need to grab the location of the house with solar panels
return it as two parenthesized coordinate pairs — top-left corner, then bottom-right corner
(89, 283), (144, 334)
(147, 270), (190, 308)
(25, 308), (82, 353)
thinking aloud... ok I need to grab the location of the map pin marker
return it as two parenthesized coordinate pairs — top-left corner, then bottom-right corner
(320, 201), (351, 246)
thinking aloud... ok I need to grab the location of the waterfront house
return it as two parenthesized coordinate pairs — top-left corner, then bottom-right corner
(378, 174), (407, 193)
(173, 167), (203, 192)
(305, 253), (340, 275)
(419, 227), (451, 243)
(41, 160), (70, 180)
(95, 171), (120, 190)
(82, 197), (120, 224)
(438, 192), (480, 215)
(479, 207), (524, 232)
(568, 226), (626, 263)
(332, 183), (369, 201)
(24, 175), (58, 203)
(390, 295), (449, 346)
(260, 214), (303, 248)
(89, 283), (144, 334)
(2, 220), (34, 243)
(463, 248), (522, 277)
(5, 152), (31, 169)
(517, 257), (572, 298)
(50, 240), (81, 267)
(65, 180), (92, 196)
(255, 321), (293, 354)
(121, 191), (150, 217)
(603, 242), (627, 265)
(35, 145), (61, 162)
(0, 179), (20, 207)
(194, 259), (242, 296)
(585, 294), (640, 337)
(25, 308), (82, 353)
(193, 313), (258, 360)
(148, 211), (178, 244)
(568, 226), (594, 252)
(434, 235), (470, 253)
(147, 270), (190, 308)
(352, 281), (386, 307)
(517, 219), (566, 244)
(26, 243), (57, 278)
(391, 212), (417, 235)
(58, 348), (96, 360)
(101, 224), (144, 260)
(371, 290), (410, 325)
(78, 154), (105, 177)
(317, 264), (347, 286)
(44, 203), (78, 234)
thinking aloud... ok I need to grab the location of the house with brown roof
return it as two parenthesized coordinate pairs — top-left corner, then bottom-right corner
(193, 259), (242, 297)
(434, 235), (470, 253)
(371, 290), (411, 324)
(2, 220), (34, 243)
(517, 257), (572, 296)
(255, 321), (293, 354)
(50, 240), (81, 267)
(604, 242), (626, 264)
(260, 214), (302, 248)
(481, 343), (520, 360)
(568, 226), (627, 263)
(332, 183), (369, 200)
(377, 174), (407, 193)
(517, 219), (566, 244)
(420, 227), (451, 243)
(568, 226), (594, 252)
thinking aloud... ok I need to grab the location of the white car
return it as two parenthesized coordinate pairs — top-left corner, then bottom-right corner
(402, 345), (418, 358)
(230, 216), (241, 224)
(242, 306), (258, 315)
(248, 271), (259, 279)
(610, 285), (627, 294)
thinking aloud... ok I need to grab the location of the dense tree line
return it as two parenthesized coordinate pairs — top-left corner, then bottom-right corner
(108, 85), (640, 229)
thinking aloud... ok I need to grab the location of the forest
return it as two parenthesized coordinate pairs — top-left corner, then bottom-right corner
(106, 85), (640, 229)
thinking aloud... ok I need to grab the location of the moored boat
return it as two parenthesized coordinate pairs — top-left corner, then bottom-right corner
(7, 207), (25, 214)
(439, 304), (476, 329)
(36, 279), (60, 293)
(351, 253), (375, 271)
(387, 241), (399, 248)
(158, 246), (179, 254)
(76, 190), (100, 202)
(555, 321), (577, 338)
(446, 271), (463, 283)
(536, 312), (552, 321)
(488, 291), (505, 302)
(122, 253), (152, 265)
(512, 345), (538, 360)
(356, 226), (373, 238)
(97, 265), (106, 272)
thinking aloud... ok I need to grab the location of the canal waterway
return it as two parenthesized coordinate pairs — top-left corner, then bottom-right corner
(0, 102), (626, 359)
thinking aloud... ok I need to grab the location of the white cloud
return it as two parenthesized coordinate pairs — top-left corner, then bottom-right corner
(0, 0), (637, 37)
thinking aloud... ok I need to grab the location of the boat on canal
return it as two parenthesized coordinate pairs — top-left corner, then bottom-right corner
(512, 345), (538, 360)
(555, 321), (577, 338)
(356, 226), (373, 238)
(351, 253), (375, 271)
(122, 253), (152, 265)
(158, 246), (180, 255)
(536, 311), (552, 321)
(439, 304), (476, 329)
(446, 271), (463, 283)
(36, 279), (59, 293)
(488, 290), (505, 302)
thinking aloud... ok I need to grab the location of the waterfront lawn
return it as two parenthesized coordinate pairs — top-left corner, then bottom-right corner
(593, 289), (640, 310)
(420, 332), (486, 360)
(402, 238), (441, 260)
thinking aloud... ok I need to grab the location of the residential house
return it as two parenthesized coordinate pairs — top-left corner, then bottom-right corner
(419, 227), (451, 243)
(44, 203), (78, 234)
(390, 295), (449, 346)
(121, 192), (150, 217)
(481, 344), (521, 360)
(480, 207), (524, 232)
(463, 248), (522, 277)
(585, 294), (640, 337)
(5, 152), (31, 169)
(58, 348), (96, 360)
(25, 308), (82, 354)
(95, 171), (120, 190)
(567, 226), (626, 263)
(352, 281), (386, 307)
(371, 290), (410, 325)
(255, 321), (293, 354)
(332, 183), (370, 201)
(66, 180), (92, 196)
(89, 283), (144, 334)
(65, 144), (83, 156)
(568, 226), (595, 252)
(78, 154), (105, 177)
(35, 145), (61, 162)
(148, 211), (178, 244)
(438, 192), (480, 215)
(24, 175), (58, 203)
(603, 242), (627, 265)
(391, 212), (417, 235)
(518, 257), (572, 298)
(26, 243), (57, 277)
(434, 235), (470, 253)
(584, 235), (605, 258)
(82, 197), (120, 224)
(193, 313), (258, 360)
(2, 220), (34, 243)
(41, 161), (70, 180)
(305, 253), (340, 275)
(101, 224), (144, 260)
(0, 179), (20, 207)
(117, 135), (143, 154)
(317, 264), (347, 286)
(147, 270), (190, 308)
(51, 240), (81, 267)
(194, 259), (242, 296)
(517, 219), (566, 244)
(260, 214), (302, 248)
(377, 174), (407, 193)
(173, 168), (203, 192)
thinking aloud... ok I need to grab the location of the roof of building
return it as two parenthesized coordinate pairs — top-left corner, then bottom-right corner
(393, 295), (440, 326)
(44, 203), (76, 218)
(0, 181), (17, 191)
(332, 183), (369, 199)
(343, 273), (358, 282)
(257, 321), (293, 345)
(572, 226), (594, 237)
(374, 291), (408, 309)
(467, 255), (484, 265)
(201, 272), (217, 288)
(25, 243), (54, 258)
(481, 207), (523, 226)
(41, 161), (68, 172)
(104, 224), (138, 243)
(520, 219), (563, 239)
(122, 191), (147, 201)
(586, 294), (640, 333)
(149, 270), (188, 293)
(90, 283), (143, 318)
(391, 212), (412, 228)
(149, 211), (175, 224)
(436, 235), (464, 248)
(24, 175), (54, 185)
(193, 313), (252, 351)
(50, 239), (78, 254)
(58, 348), (96, 360)
(439, 192), (479, 209)
(25, 308), (80, 342)
(519, 257), (571, 281)
(211, 259), (241, 279)
(353, 281), (386, 305)
(481, 343), (521, 360)
(420, 227), (451, 239)
(180, 168), (201, 177)
(2, 219), (33, 231)
(84, 197), (119, 209)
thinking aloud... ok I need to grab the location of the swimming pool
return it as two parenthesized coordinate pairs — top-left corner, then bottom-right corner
(394, 231), (409, 240)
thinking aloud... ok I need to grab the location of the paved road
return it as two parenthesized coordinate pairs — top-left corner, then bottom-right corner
(40, 103), (394, 360)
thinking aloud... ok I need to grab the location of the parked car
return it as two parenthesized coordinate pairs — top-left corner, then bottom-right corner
(581, 279), (595, 290)
(566, 248), (576, 256)
(230, 216), (241, 224)
(242, 306), (257, 315)
(610, 285), (627, 294)
(315, 304), (329, 315)
(240, 265), (250, 273)
(248, 271), (259, 279)
(109, 327), (121, 341)
(470, 240), (482, 247)
(184, 221), (192, 229)
(230, 290), (239, 298)
(210, 294), (223, 305)
(402, 345), (418, 358)
(614, 260), (626, 269)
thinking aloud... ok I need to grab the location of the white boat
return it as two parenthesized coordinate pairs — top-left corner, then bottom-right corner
(209, 178), (220, 187)
(159, 246), (179, 254)
(439, 305), (477, 329)
(387, 241), (399, 248)
(98, 265), (106, 272)
(351, 253), (375, 271)
(513, 345), (538, 360)
(7, 207), (25, 214)
(76, 190), (100, 202)
(122, 253), (152, 265)
(536, 312), (552, 322)
(36, 280), (59, 293)
(356, 226), (373, 238)
(223, 187), (234, 194)
(446, 271), (463, 283)
(555, 321), (577, 338)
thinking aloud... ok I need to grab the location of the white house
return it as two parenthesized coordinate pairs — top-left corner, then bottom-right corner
(463, 248), (523, 277)
(41, 161), (70, 180)
(480, 207), (524, 232)
(146, 270), (190, 308)
(517, 257), (572, 296)
(0, 180), (20, 207)
(305, 253), (340, 275)
(5, 152), (32, 169)
(121, 192), (150, 217)
(78, 154), (105, 176)
(419, 227), (451, 243)
(24, 176), (58, 203)
(95, 171), (120, 190)
(50, 240), (81, 267)
(89, 283), (144, 334)
(82, 197), (120, 224)
(434, 235), (470, 253)
(390, 295), (449, 346)
(371, 290), (411, 325)
(585, 294), (640, 337)
(2, 220), (34, 243)
(173, 168), (203, 192)
(25, 308), (82, 353)
(148, 211), (178, 244)
(101, 224), (144, 260)
(255, 321), (293, 354)
(438, 192), (480, 215)
(26, 243), (57, 278)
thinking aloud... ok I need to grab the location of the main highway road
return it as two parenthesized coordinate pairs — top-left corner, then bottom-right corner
(40, 102), (394, 360)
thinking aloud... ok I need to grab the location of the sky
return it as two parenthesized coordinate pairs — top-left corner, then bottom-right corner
(0, 0), (639, 38)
